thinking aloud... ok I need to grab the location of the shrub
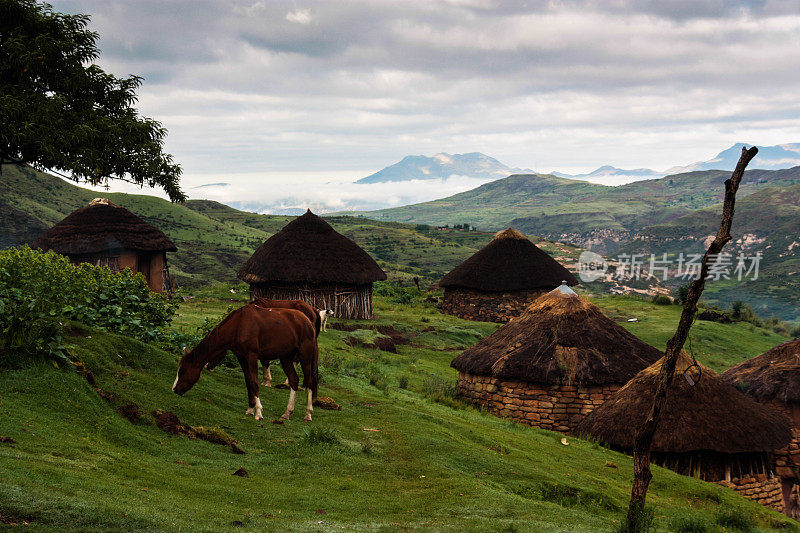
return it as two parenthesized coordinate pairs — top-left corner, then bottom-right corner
(0, 246), (177, 367)
(674, 284), (690, 305)
(614, 502), (654, 533)
(651, 294), (672, 305)
(302, 426), (340, 446)
(670, 515), (709, 533)
(714, 509), (754, 532)
(421, 375), (460, 407)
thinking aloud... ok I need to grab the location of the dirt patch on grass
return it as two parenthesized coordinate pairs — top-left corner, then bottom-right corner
(152, 409), (246, 454)
(117, 403), (141, 423)
(313, 396), (342, 410)
(330, 323), (410, 346)
(0, 436), (16, 444)
(344, 335), (397, 353)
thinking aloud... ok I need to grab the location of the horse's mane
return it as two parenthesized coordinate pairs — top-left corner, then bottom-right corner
(184, 306), (242, 363)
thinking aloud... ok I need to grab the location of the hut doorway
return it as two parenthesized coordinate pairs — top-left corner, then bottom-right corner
(137, 254), (152, 285)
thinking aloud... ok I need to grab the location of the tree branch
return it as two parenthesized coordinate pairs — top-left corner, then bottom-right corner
(625, 146), (758, 530)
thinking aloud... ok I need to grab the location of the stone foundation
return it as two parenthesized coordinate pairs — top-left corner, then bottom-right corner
(765, 400), (800, 481)
(718, 476), (785, 513)
(456, 372), (620, 433)
(441, 287), (548, 323)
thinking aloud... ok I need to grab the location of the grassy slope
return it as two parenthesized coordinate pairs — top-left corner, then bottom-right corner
(353, 167), (800, 234)
(1, 290), (796, 532)
(619, 185), (800, 321)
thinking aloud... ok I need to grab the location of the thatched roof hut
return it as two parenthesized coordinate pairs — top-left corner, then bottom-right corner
(575, 351), (792, 482)
(238, 210), (386, 319)
(721, 339), (800, 405)
(33, 199), (176, 292)
(452, 285), (662, 432)
(722, 339), (800, 508)
(439, 228), (577, 322)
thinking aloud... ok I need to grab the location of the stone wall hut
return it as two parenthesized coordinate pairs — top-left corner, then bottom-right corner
(439, 228), (577, 322)
(237, 210), (386, 319)
(576, 352), (793, 513)
(722, 338), (800, 517)
(33, 199), (177, 293)
(451, 284), (662, 433)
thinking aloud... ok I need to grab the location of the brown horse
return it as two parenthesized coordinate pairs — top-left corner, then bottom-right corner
(172, 306), (319, 422)
(251, 298), (321, 388)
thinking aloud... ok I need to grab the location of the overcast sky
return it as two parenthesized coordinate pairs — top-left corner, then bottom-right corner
(50, 0), (800, 209)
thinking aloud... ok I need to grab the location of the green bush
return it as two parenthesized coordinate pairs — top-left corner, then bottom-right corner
(713, 509), (754, 532)
(670, 515), (709, 533)
(651, 294), (672, 305)
(0, 246), (177, 367)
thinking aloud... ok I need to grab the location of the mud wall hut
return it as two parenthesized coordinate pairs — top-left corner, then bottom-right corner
(576, 352), (793, 513)
(33, 199), (177, 293)
(722, 338), (800, 517)
(439, 228), (577, 323)
(451, 284), (662, 433)
(237, 210), (386, 319)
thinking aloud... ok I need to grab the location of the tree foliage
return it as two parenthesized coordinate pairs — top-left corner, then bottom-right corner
(0, 0), (184, 201)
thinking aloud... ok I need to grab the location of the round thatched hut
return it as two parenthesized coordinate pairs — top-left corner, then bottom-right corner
(722, 338), (800, 517)
(576, 351), (793, 512)
(237, 210), (386, 319)
(33, 199), (177, 293)
(451, 284), (662, 433)
(439, 228), (577, 322)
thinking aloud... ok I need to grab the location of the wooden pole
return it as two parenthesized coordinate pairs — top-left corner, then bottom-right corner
(625, 146), (758, 530)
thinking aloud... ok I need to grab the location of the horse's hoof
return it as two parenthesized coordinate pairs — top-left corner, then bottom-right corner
(303, 417), (312, 422)
(245, 409), (254, 416)
(255, 415), (263, 421)
(281, 413), (291, 420)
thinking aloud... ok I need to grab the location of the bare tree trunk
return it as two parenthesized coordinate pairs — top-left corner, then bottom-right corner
(625, 146), (758, 531)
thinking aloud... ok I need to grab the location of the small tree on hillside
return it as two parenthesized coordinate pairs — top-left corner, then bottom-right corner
(625, 146), (758, 531)
(0, 0), (185, 201)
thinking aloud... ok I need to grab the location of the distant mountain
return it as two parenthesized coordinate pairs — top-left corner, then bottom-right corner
(666, 143), (800, 174)
(356, 152), (532, 183)
(553, 143), (800, 185)
(551, 166), (664, 186)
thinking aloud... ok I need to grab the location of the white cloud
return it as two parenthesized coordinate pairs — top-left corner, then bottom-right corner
(47, 0), (800, 204)
(285, 8), (312, 24)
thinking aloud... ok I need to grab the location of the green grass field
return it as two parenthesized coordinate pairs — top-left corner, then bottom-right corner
(1, 288), (797, 532)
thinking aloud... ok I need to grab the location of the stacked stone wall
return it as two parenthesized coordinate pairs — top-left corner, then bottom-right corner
(718, 476), (785, 513)
(765, 400), (800, 481)
(441, 288), (547, 323)
(456, 372), (619, 433)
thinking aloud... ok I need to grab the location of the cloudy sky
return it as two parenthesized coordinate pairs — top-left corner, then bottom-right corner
(51, 0), (800, 210)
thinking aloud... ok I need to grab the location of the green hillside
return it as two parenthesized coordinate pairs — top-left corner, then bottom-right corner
(350, 167), (800, 252)
(0, 165), (584, 288)
(1, 289), (795, 532)
(619, 185), (800, 321)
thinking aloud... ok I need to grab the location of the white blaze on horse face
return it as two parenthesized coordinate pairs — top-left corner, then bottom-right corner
(172, 369), (179, 392)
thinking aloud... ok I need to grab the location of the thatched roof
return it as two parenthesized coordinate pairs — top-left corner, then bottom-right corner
(33, 199), (177, 254)
(238, 210), (386, 285)
(575, 352), (792, 454)
(440, 228), (577, 291)
(450, 286), (662, 386)
(721, 338), (800, 404)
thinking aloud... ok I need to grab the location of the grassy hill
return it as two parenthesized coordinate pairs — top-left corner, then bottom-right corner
(0, 289), (796, 531)
(350, 167), (800, 252)
(618, 185), (800, 321)
(0, 165), (584, 289)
